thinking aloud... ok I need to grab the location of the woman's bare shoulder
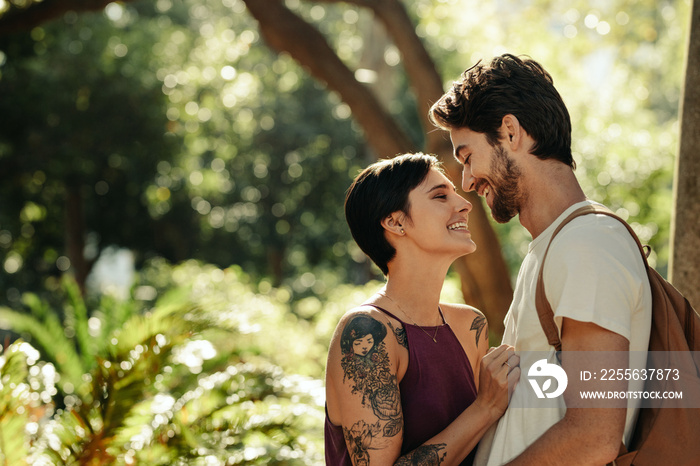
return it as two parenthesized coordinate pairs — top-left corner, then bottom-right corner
(440, 302), (486, 323)
(440, 303), (489, 350)
(331, 304), (395, 332)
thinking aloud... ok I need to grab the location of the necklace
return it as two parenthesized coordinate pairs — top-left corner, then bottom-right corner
(378, 292), (441, 343)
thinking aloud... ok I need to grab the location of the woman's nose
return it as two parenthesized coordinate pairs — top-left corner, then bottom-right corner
(457, 195), (472, 213)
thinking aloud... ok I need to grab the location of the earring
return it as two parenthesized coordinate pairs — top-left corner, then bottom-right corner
(400, 228), (405, 235)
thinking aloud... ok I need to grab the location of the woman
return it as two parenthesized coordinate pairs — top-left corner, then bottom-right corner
(325, 153), (519, 465)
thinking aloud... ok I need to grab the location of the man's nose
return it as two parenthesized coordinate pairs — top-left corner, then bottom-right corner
(462, 166), (476, 192)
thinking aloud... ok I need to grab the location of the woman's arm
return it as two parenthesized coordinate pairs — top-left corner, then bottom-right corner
(326, 308), (519, 465)
(326, 309), (405, 463)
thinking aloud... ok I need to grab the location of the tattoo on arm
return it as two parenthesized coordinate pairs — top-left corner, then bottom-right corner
(339, 314), (404, 459)
(343, 420), (382, 465)
(470, 312), (487, 347)
(389, 321), (409, 349)
(395, 444), (448, 465)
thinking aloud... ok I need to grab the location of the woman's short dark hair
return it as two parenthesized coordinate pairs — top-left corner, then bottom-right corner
(344, 153), (440, 275)
(429, 53), (575, 169)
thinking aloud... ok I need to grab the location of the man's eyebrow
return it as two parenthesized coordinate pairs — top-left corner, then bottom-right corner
(454, 144), (467, 161)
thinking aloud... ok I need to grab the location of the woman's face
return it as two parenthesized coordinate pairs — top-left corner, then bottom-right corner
(352, 334), (374, 356)
(401, 168), (476, 257)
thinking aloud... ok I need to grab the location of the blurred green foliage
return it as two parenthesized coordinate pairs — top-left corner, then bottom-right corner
(0, 264), (352, 464)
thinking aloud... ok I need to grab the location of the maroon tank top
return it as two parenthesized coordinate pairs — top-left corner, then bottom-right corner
(325, 305), (478, 465)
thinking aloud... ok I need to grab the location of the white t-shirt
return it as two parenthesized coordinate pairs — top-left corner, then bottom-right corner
(475, 200), (652, 465)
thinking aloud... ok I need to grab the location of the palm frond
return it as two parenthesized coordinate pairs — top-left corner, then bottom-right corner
(98, 293), (140, 342)
(20, 292), (50, 321)
(128, 361), (325, 464)
(0, 341), (32, 465)
(0, 412), (30, 465)
(0, 307), (85, 392)
(45, 304), (204, 463)
(61, 276), (96, 371)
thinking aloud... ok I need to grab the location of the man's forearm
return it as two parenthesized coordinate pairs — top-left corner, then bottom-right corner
(505, 407), (624, 466)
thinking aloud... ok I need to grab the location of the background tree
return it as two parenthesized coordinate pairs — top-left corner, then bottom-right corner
(0, 3), (363, 301)
(0, 7), (205, 303)
(0, 12), (181, 293)
(670, 0), (700, 309)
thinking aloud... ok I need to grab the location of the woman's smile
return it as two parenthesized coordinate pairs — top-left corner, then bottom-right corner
(447, 221), (469, 232)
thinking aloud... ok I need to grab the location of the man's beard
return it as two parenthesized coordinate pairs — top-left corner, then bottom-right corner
(489, 144), (524, 224)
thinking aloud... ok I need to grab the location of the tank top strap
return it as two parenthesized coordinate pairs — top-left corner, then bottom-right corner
(365, 304), (405, 325)
(438, 305), (447, 325)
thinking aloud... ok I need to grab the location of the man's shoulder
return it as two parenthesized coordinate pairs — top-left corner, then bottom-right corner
(552, 210), (638, 254)
(544, 207), (648, 285)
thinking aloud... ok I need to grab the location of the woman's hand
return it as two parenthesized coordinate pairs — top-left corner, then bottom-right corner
(474, 344), (520, 421)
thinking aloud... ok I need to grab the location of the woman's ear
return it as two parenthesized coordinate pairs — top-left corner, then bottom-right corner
(381, 212), (406, 236)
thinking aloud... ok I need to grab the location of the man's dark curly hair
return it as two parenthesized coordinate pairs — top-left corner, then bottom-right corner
(430, 54), (575, 169)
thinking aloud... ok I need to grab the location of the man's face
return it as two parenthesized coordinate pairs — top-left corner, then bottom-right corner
(450, 126), (524, 223)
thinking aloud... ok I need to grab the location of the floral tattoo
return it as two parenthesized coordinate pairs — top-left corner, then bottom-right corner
(343, 420), (383, 465)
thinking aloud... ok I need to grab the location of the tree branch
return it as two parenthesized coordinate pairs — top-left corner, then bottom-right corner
(314, 0), (448, 154)
(0, 0), (136, 36)
(243, 0), (415, 158)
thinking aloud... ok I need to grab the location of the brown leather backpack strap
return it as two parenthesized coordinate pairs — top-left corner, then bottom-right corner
(535, 265), (563, 353)
(535, 204), (609, 355)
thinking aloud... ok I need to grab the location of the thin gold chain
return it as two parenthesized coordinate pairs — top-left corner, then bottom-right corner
(378, 292), (441, 343)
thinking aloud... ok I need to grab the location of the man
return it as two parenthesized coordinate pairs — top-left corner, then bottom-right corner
(429, 54), (652, 465)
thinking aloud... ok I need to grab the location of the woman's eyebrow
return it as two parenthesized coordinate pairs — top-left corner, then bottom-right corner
(426, 182), (456, 193)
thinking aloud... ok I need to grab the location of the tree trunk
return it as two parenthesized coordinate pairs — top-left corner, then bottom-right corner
(268, 247), (285, 287)
(368, 0), (512, 337)
(669, 0), (700, 309)
(243, 0), (415, 158)
(65, 185), (90, 293)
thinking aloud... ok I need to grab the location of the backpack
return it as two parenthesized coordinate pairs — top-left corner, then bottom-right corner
(535, 203), (700, 466)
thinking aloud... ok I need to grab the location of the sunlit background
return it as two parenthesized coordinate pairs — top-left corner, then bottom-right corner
(0, 0), (691, 463)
